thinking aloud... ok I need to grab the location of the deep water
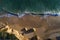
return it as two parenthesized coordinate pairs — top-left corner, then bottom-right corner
(0, 0), (60, 13)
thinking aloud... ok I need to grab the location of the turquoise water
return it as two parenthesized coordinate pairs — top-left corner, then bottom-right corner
(0, 0), (60, 13)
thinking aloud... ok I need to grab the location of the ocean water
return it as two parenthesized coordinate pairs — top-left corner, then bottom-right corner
(0, 0), (60, 14)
